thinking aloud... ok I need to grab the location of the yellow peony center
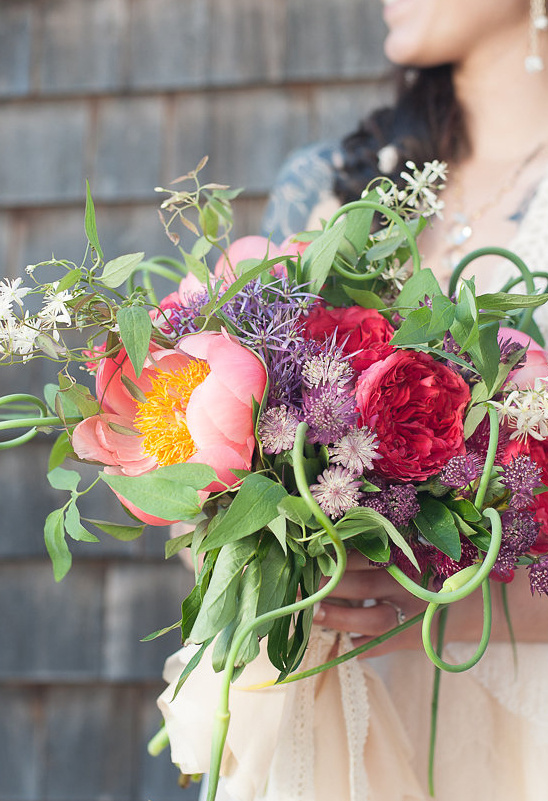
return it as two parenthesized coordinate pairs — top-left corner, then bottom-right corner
(134, 360), (211, 466)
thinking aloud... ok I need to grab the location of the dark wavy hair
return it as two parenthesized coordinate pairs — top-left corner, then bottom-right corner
(334, 65), (469, 203)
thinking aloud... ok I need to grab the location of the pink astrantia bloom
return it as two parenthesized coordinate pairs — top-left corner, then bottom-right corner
(72, 331), (267, 525)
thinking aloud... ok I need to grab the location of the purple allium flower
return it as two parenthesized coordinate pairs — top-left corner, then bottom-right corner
(257, 405), (300, 454)
(310, 466), (363, 519)
(266, 337), (319, 408)
(501, 454), (542, 510)
(442, 332), (480, 384)
(302, 383), (357, 445)
(528, 556), (548, 596)
(169, 291), (210, 336)
(329, 427), (380, 474)
(431, 537), (479, 580)
(439, 453), (483, 488)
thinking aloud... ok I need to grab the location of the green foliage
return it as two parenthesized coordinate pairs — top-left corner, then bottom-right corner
(200, 474), (288, 551)
(117, 305), (152, 378)
(99, 252), (145, 288)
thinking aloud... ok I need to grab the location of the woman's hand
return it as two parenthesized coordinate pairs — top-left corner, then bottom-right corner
(313, 552), (548, 656)
(313, 552), (428, 656)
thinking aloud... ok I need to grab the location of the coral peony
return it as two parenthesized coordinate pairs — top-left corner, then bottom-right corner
(304, 305), (394, 373)
(72, 331), (267, 524)
(355, 350), (470, 481)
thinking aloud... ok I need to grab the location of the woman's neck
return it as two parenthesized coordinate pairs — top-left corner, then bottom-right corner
(453, 32), (548, 162)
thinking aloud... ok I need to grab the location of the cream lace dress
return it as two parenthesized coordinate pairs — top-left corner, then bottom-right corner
(158, 157), (548, 801)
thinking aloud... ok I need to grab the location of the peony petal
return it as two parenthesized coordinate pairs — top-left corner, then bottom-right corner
(214, 236), (283, 283)
(186, 376), (253, 452)
(201, 333), (267, 407)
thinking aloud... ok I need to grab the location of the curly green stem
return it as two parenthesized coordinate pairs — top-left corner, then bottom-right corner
(422, 578), (492, 673)
(448, 246), (536, 332)
(324, 200), (422, 276)
(205, 422), (347, 801)
(428, 606), (448, 797)
(0, 394), (81, 449)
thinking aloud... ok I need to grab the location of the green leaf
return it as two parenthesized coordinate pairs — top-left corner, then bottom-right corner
(171, 640), (213, 699)
(230, 559), (262, 668)
(444, 498), (482, 522)
(47, 466), (81, 492)
(141, 619), (182, 642)
(165, 530), (195, 559)
(44, 383), (80, 419)
(301, 221), (347, 294)
(117, 305), (152, 378)
(267, 515), (287, 553)
(390, 305), (433, 346)
(256, 543), (291, 637)
(414, 497), (462, 561)
(352, 533), (391, 563)
(189, 537), (257, 643)
(366, 232), (405, 261)
(102, 463), (217, 521)
(476, 291), (548, 310)
(277, 496), (314, 527)
(56, 268), (82, 293)
(343, 207), (375, 254)
(183, 251), (209, 284)
(44, 508), (72, 581)
(65, 503), (100, 542)
(341, 286), (387, 310)
(48, 431), (74, 471)
(99, 252), (145, 288)
(85, 518), (145, 541)
(395, 268), (442, 313)
(201, 474), (288, 551)
(85, 180), (103, 260)
(57, 376), (100, 418)
(336, 508), (419, 570)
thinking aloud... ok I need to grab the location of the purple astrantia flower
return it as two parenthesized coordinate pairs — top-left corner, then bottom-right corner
(302, 382), (357, 445)
(501, 454), (542, 510)
(466, 412), (510, 465)
(500, 509), (540, 555)
(301, 350), (354, 390)
(310, 466), (363, 519)
(361, 480), (419, 528)
(257, 405), (300, 454)
(528, 556), (548, 595)
(430, 537), (479, 580)
(491, 543), (519, 582)
(329, 427), (380, 474)
(439, 453), (483, 488)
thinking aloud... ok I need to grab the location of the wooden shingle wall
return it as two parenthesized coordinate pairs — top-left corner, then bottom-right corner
(0, 2), (394, 799)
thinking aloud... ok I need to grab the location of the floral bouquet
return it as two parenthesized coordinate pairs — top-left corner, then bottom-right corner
(2, 158), (548, 800)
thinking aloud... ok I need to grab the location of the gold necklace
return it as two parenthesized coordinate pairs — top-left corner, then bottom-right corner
(443, 142), (546, 270)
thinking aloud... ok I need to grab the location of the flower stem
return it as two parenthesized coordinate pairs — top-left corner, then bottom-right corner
(448, 246), (536, 332)
(428, 606), (448, 797)
(0, 393), (81, 449)
(205, 422), (347, 801)
(324, 200), (422, 276)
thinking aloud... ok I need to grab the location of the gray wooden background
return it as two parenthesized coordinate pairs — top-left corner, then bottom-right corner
(0, 2), (393, 800)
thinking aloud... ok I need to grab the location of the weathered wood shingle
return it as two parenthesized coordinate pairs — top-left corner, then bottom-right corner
(0, 2), (393, 800)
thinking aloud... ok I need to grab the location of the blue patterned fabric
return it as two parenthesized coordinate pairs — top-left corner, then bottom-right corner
(261, 141), (342, 244)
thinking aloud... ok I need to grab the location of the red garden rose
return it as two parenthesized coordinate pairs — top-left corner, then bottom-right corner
(355, 350), (470, 481)
(505, 437), (548, 555)
(304, 305), (394, 372)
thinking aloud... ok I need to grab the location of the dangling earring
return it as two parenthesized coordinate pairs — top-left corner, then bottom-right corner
(526, 0), (548, 72)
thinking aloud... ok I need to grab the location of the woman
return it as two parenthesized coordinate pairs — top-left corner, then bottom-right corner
(261, 0), (548, 798)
